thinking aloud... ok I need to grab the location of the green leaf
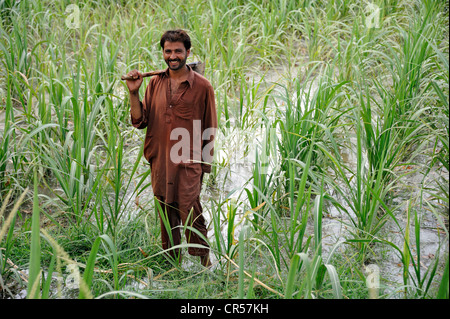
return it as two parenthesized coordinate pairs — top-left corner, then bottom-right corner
(437, 257), (449, 299)
(27, 170), (41, 299)
(285, 253), (301, 299)
(324, 264), (342, 299)
(79, 236), (102, 299)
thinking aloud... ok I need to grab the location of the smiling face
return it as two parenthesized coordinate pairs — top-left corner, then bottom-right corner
(163, 41), (190, 71)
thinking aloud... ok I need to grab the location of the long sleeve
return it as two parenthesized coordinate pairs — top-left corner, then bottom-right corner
(201, 83), (217, 173)
(130, 82), (152, 130)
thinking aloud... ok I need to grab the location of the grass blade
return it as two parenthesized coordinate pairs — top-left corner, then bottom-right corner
(285, 253), (300, 299)
(238, 225), (247, 299)
(27, 170), (41, 299)
(324, 264), (342, 299)
(437, 257), (449, 299)
(79, 236), (102, 299)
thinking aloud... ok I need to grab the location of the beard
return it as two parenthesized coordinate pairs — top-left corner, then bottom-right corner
(165, 54), (188, 71)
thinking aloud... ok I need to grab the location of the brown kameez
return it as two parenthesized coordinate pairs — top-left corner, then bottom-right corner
(131, 65), (217, 257)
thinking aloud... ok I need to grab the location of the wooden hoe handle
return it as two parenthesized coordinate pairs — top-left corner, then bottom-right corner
(121, 61), (205, 80)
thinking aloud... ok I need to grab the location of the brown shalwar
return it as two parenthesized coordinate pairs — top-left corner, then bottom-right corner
(131, 65), (217, 258)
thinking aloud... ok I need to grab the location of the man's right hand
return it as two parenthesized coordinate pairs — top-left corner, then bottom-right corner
(126, 69), (143, 94)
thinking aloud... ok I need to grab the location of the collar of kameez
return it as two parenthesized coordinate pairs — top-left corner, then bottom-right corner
(163, 64), (195, 88)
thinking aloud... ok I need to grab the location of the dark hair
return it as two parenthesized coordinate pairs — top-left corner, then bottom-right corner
(160, 29), (191, 51)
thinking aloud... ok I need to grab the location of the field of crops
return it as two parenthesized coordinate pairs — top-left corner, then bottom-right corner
(0, 0), (448, 300)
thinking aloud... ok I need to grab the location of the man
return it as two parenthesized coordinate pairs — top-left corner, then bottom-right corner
(125, 30), (217, 267)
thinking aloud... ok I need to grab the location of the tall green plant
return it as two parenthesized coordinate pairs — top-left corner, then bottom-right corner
(27, 170), (41, 299)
